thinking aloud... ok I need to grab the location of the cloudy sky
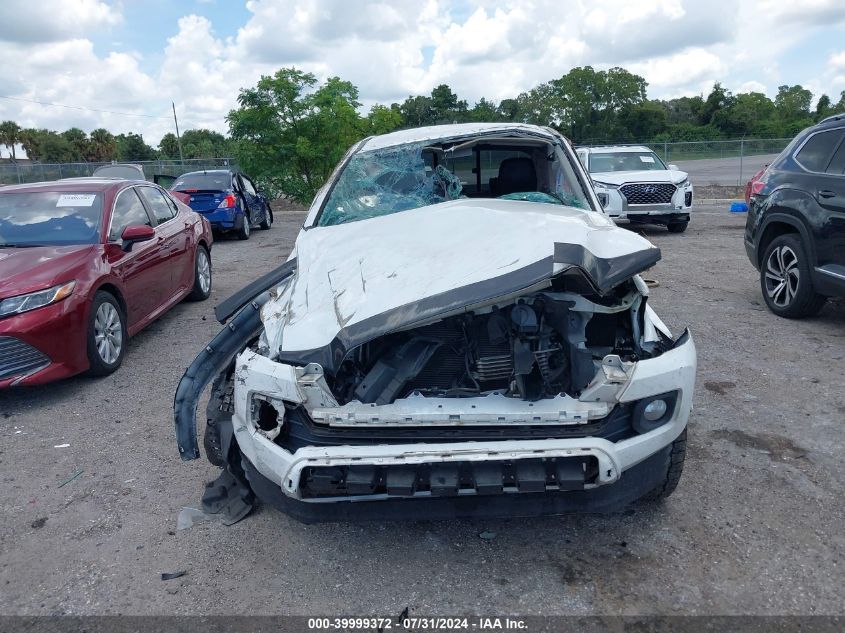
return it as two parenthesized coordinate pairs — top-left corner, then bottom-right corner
(1, 0), (844, 146)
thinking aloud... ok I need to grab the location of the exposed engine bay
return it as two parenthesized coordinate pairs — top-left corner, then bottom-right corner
(327, 279), (668, 407)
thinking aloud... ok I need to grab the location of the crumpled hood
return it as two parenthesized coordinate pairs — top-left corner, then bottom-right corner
(265, 199), (658, 359)
(591, 169), (688, 186)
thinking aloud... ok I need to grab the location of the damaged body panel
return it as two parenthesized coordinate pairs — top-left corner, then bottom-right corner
(174, 122), (697, 522)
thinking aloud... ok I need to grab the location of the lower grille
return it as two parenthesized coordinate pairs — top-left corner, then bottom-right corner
(620, 183), (676, 205)
(300, 456), (600, 499)
(0, 336), (50, 381)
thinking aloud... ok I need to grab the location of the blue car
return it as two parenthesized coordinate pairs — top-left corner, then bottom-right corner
(170, 170), (272, 240)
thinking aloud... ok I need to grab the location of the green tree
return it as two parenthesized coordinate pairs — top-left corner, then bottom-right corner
(365, 104), (403, 135)
(61, 128), (88, 161)
(713, 92), (775, 136)
(0, 120), (21, 161)
(399, 95), (434, 127)
(180, 128), (231, 158)
(19, 128), (44, 161)
(814, 94), (833, 121)
(429, 84), (469, 123)
(699, 83), (731, 126)
(88, 128), (117, 162)
(775, 85), (812, 121)
(620, 101), (668, 140)
(114, 133), (156, 161)
(38, 132), (76, 162)
(227, 67), (365, 203)
(468, 98), (502, 122)
(158, 132), (180, 159)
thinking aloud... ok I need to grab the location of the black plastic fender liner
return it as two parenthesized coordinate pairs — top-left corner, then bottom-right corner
(174, 297), (267, 460)
(213, 258), (297, 324)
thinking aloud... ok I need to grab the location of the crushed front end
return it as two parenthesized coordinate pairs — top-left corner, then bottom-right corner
(175, 202), (696, 522)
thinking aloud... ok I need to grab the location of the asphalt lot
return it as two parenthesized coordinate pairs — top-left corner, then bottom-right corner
(1, 202), (843, 616)
(675, 154), (779, 186)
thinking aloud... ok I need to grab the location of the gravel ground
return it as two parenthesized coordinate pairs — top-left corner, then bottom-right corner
(0, 202), (843, 616)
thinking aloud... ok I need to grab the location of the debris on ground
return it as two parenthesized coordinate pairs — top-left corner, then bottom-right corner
(31, 517), (47, 529)
(57, 470), (83, 488)
(176, 506), (213, 531)
(161, 571), (186, 581)
(704, 380), (736, 395)
(478, 530), (497, 540)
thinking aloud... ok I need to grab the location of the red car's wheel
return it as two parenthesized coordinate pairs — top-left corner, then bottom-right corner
(187, 246), (212, 301)
(86, 291), (126, 376)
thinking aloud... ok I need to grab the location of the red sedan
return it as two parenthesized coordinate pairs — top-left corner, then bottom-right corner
(0, 178), (214, 387)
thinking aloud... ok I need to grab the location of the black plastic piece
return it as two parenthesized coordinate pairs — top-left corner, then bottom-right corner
(345, 467), (377, 495)
(516, 460), (547, 492)
(173, 298), (266, 460)
(555, 458), (586, 491)
(304, 467), (344, 495)
(386, 468), (417, 497)
(243, 444), (675, 523)
(201, 468), (254, 525)
(473, 464), (503, 495)
(429, 464), (460, 496)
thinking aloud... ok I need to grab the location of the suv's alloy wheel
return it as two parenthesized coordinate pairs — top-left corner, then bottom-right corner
(760, 234), (826, 318)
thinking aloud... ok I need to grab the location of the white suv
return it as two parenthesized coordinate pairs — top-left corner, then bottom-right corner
(577, 146), (693, 233)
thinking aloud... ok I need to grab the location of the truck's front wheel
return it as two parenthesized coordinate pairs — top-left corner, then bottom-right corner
(642, 428), (687, 501)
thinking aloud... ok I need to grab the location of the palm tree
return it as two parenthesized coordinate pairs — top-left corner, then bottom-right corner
(88, 128), (117, 162)
(0, 120), (21, 162)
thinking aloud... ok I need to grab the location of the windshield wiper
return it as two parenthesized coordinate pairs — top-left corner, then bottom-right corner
(0, 243), (44, 248)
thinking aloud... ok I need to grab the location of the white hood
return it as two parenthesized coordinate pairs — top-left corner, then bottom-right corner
(264, 199), (659, 357)
(591, 169), (688, 186)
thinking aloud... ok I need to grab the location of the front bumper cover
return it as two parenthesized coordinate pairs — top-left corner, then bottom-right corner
(227, 332), (696, 514)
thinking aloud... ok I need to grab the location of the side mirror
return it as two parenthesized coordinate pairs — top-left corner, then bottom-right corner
(121, 225), (155, 251)
(668, 164), (679, 171)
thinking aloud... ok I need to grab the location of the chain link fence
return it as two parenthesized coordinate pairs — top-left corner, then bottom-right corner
(0, 138), (795, 189)
(0, 157), (238, 186)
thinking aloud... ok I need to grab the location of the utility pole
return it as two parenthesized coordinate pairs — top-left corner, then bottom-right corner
(172, 101), (184, 164)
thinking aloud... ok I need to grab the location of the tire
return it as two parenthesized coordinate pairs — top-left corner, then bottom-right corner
(236, 209), (251, 241)
(667, 220), (688, 233)
(259, 204), (273, 230)
(86, 291), (127, 376)
(760, 234), (826, 318)
(642, 428), (687, 502)
(187, 245), (212, 301)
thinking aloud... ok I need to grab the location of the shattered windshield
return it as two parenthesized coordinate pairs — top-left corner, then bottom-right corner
(319, 143), (461, 227)
(318, 139), (591, 227)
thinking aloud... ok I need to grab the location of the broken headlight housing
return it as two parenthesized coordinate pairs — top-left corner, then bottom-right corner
(250, 394), (286, 441)
(0, 281), (76, 319)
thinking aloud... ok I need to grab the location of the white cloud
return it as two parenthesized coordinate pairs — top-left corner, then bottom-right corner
(0, 0), (121, 43)
(736, 80), (768, 94)
(0, 0), (839, 146)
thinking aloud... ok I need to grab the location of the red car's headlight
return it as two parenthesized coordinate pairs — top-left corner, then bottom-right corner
(0, 281), (76, 319)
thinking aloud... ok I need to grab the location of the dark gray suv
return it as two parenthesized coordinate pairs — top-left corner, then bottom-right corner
(745, 114), (845, 317)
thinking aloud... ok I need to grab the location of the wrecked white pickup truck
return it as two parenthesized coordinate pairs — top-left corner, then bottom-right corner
(174, 123), (696, 523)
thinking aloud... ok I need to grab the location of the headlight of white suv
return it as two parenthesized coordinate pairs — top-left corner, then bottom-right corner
(592, 181), (618, 190)
(677, 179), (691, 188)
(0, 281), (76, 319)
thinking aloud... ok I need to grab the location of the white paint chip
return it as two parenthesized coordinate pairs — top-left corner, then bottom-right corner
(54, 443), (70, 448)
